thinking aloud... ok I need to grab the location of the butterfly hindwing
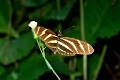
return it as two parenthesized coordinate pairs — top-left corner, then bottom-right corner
(56, 37), (94, 56)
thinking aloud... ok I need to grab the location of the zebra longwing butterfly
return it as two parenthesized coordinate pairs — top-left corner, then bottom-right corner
(34, 26), (94, 56)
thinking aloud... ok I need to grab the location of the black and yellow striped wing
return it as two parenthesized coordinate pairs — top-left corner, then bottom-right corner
(57, 37), (94, 56)
(34, 26), (94, 56)
(34, 26), (58, 52)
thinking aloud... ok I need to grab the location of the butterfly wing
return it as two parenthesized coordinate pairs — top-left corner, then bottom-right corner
(34, 26), (56, 41)
(34, 27), (94, 56)
(45, 36), (58, 53)
(34, 26), (58, 53)
(57, 37), (94, 56)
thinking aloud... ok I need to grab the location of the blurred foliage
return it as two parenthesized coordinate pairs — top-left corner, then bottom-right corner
(0, 0), (120, 80)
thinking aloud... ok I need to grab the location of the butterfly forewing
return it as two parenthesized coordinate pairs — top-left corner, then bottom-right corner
(34, 27), (57, 41)
(34, 27), (58, 52)
(34, 26), (94, 56)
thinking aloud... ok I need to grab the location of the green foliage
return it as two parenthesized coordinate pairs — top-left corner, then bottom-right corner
(18, 54), (48, 80)
(0, 33), (35, 65)
(0, 66), (5, 76)
(64, 0), (120, 44)
(88, 54), (100, 80)
(24, 0), (48, 7)
(47, 55), (70, 75)
(0, 0), (120, 80)
(84, 0), (120, 44)
(45, 0), (77, 20)
(77, 54), (100, 79)
(0, 0), (9, 33)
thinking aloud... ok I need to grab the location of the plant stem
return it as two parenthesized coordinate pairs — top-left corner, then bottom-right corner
(79, 0), (87, 80)
(31, 29), (61, 80)
(80, 0), (85, 40)
(92, 45), (107, 80)
(56, 0), (62, 31)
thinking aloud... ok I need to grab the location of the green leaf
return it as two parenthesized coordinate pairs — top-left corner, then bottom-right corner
(84, 0), (120, 44)
(45, 4), (72, 20)
(0, 65), (15, 80)
(0, 0), (9, 33)
(24, 0), (48, 7)
(63, 0), (120, 45)
(77, 54), (99, 79)
(0, 33), (35, 65)
(18, 53), (48, 80)
(0, 0), (19, 38)
(62, 19), (82, 42)
(47, 55), (70, 75)
(0, 65), (5, 76)
(76, 57), (83, 73)
(17, 53), (70, 80)
(45, 0), (77, 20)
(88, 54), (99, 80)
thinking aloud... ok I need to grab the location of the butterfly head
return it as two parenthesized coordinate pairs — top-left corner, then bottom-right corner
(58, 30), (62, 38)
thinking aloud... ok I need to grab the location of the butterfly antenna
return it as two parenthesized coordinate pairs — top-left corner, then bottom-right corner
(52, 16), (62, 33)
(63, 25), (75, 32)
(52, 16), (58, 27)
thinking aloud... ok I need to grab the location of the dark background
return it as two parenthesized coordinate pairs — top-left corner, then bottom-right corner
(0, 0), (120, 80)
